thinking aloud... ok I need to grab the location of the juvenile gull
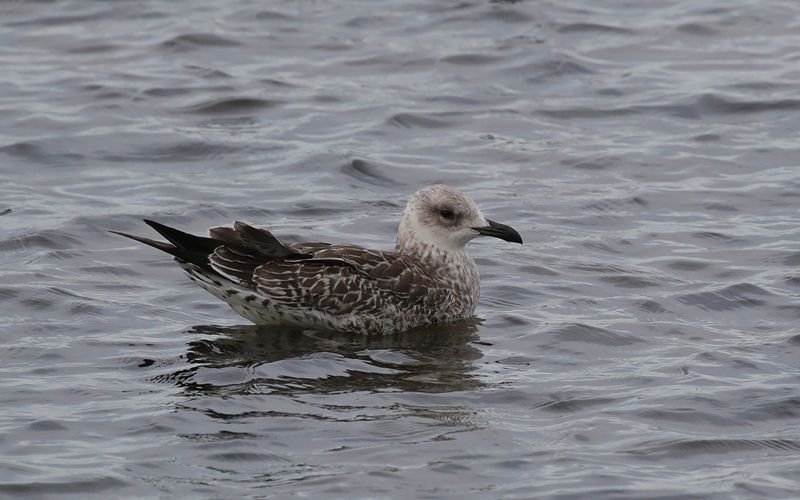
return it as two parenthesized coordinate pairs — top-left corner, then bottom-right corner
(113, 185), (522, 335)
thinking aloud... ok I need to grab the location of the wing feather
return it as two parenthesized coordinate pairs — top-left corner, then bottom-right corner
(123, 220), (447, 319)
(251, 244), (445, 316)
(179, 223), (446, 315)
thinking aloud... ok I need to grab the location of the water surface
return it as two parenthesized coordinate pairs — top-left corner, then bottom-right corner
(2, 0), (800, 498)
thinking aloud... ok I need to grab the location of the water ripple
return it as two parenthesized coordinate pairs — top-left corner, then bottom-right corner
(182, 97), (282, 115)
(160, 33), (243, 50)
(2, 0), (800, 497)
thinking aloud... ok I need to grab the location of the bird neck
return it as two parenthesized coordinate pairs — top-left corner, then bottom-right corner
(395, 233), (477, 282)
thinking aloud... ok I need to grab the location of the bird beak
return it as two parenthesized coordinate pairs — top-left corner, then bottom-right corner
(473, 219), (523, 244)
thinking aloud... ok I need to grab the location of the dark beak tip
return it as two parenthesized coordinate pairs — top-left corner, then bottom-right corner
(506, 231), (523, 245)
(475, 219), (523, 245)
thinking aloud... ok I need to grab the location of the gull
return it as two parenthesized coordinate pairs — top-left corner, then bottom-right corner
(113, 185), (522, 335)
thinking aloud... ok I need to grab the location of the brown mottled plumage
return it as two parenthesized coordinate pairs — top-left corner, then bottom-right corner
(113, 185), (522, 334)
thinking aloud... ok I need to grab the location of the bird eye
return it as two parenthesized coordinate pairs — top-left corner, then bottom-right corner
(439, 209), (454, 219)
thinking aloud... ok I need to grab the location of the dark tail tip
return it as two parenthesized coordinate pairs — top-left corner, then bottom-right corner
(110, 229), (179, 256)
(138, 219), (223, 271)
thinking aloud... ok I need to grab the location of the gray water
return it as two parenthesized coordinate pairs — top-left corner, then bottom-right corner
(1, 0), (799, 498)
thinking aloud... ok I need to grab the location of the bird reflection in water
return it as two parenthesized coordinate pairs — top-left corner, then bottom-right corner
(156, 319), (485, 397)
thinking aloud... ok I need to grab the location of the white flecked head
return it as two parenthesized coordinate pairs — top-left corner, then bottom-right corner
(396, 185), (491, 254)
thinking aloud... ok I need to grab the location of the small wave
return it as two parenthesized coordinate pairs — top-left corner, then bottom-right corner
(583, 196), (649, 211)
(387, 113), (455, 129)
(666, 260), (711, 271)
(81, 265), (140, 277)
(519, 265), (559, 276)
(546, 323), (642, 346)
(581, 241), (623, 254)
(692, 133), (721, 142)
(343, 15), (388, 28)
(484, 7), (535, 23)
(26, 420), (68, 431)
(676, 283), (771, 311)
(520, 58), (594, 84)
(0, 141), (85, 166)
(600, 275), (660, 289)
(102, 141), (240, 162)
(205, 451), (290, 463)
(0, 229), (83, 251)
(556, 22), (634, 34)
(65, 43), (122, 54)
(742, 396), (800, 420)
(541, 93), (800, 120)
(539, 106), (639, 120)
(160, 33), (242, 50)
(253, 10), (297, 22)
(483, 285), (543, 308)
(782, 252), (800, 266)
(493, 314), (532, 327)
(259, 78), (299, 88)
(630, 438), (800, 457)
(182, 97), (281, 115)
(6, 11), (110, 27)
(0, 477), (129, 496)
(341, 159), (401, 187)
(693, 94), (800, 116)
(532, 396), (617, 412)
(184, 65), (234, 79)
(691, 231), (738, 242)
(79, 84), (132, 100)
(637, 300), (667, 313)
(637, 408), (742, 426)
(567, 262), (636, 274)
(143, 85), (235, 97)
(0, 287), (19, 301)
(560, 154), (622, 170)
(534, 398), (617, 413)
(704, 202), (738, 212)
(440, 53), (503, 65)
(674, 23), (719, 36)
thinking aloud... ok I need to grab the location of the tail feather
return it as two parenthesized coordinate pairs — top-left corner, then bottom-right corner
(112, 220), (224, 269)
(143, 220), (220, 254)
(141, 219), (222, 269)
(113, 219), (310, 272)
(110, 230), (179, 257)
(232, 220), (311, 259)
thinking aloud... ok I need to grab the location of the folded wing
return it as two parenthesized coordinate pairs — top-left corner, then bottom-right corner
(115, 219), (446, 317)
(214, 224), (444, 315)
